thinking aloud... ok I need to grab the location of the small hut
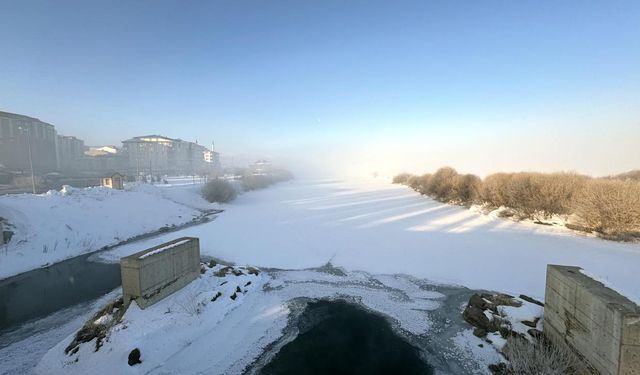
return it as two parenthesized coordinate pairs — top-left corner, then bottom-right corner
(101, 172), (125, 190)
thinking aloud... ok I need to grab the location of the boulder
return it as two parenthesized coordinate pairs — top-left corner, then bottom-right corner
(521, 317), (539, 328)
(468, 294), (488, 310)
(473, 327), (487, 338)
(518, 294), (544, 307)
(211, 292), (222, 302)
(488, 362), (507, 375)
(490, 294), (522, 307)
(463, 305), (491, 330)
(128, 348), (142, 366)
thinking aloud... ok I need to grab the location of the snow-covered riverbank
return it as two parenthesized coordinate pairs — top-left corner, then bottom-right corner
(0, 181), (216, 280)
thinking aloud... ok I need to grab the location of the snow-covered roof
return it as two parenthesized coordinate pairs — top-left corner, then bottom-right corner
(138, 239), (192, 259)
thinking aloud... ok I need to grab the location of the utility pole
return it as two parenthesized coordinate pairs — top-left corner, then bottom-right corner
(18, 126), (36, 194)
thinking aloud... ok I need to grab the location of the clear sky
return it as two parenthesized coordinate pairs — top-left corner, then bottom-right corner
(1, 0), (639, 177)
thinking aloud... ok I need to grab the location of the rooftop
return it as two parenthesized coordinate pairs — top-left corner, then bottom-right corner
(122, 135), (177, 143)
(0, 111), (54, 126)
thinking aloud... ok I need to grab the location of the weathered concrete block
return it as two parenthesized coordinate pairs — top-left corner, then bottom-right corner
(544, 265), (640, 375)
(120, 237), (200, 309)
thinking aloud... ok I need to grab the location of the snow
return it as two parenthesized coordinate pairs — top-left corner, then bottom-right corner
(579, 268), (640, 305)
(463, 296), (545, 359)
(0, 182), (214, 280)
(96, 178), (640, 304)
(499, 300), (544, 336)
(36, 266), (448, 375)
(6, 177), (640, 374)
(452, 329), (503, 370)
(138, 239), (191, 259)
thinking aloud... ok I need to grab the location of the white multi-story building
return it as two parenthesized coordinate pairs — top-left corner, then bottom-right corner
(121, 135), (219, 176)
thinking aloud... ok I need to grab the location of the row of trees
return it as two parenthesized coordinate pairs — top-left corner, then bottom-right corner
(202, 169), (293, 203)
(393, 168), (640, 240)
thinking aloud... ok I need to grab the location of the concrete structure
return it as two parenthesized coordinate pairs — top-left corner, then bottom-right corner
(120, 237), (200, 309)
(0, 111), (58, 173)
(101, 173), (124, 189)
(544, 265), (640, 375)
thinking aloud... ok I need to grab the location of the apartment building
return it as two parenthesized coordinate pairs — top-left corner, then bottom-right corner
(0, 111), (58, 172)
(57, 135), (85, 171)
(121, 135), (218, 176)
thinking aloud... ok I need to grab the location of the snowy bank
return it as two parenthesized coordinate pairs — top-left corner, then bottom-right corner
(0, 183), (214, 279)
(37, 264), (490, 374)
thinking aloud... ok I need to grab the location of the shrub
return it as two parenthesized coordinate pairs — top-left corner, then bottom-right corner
(574, 179), (640, 237)
(453, 174), (482, 204)
(397, 166), (639, 240)
(242, 175), (272, 191)
(241, 169), (292, 191)
(482, 172), (585, 219)
(392, 173), (412, 184)
(400, 169), (481, 205)
(534, 173), (587, 217)
(201, 179), (237, 203)
(414, 174), (431, 196)
(406, 175), (421, 190)
(506, 173), (546, 219)
(429, 167), (459, 201)
(611, 170), (640, 181)
(482, 173), (513, 208)
(503, 336), (586, 375)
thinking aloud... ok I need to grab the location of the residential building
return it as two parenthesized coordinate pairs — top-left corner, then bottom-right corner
(85, 145), (119, 157)
(57, 135), (85, 171)
(121, 135), (218, 176)
(203, 142), (221, 170)
(121, 135), (172, 176)
(0, 111), (58, 172)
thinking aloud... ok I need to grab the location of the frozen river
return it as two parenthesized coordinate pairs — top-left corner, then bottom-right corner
(2, 178), (639, 374)
(99, 178), (640, 303)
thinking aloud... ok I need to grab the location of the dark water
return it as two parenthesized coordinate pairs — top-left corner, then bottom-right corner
(260, 300), (433, 375)
(0, 213), (220, 336)
(0, 254), (120, 336)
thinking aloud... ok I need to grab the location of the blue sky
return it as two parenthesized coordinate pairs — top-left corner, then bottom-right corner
(1, 0), (639, 176)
